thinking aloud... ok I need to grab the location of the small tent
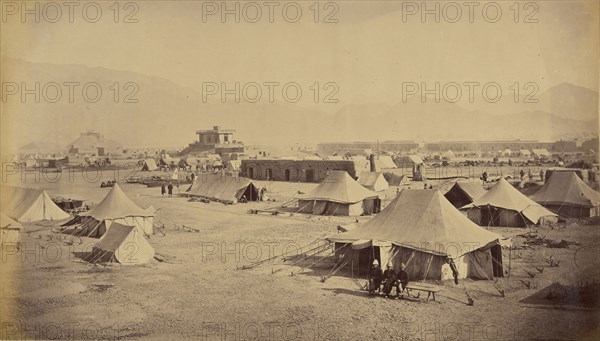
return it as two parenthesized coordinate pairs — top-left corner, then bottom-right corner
(141, 159), (158, 171)
(184, 174), (258, 204)
(0, 185), (70, 222)
(357, 172), (389, 192)
(444, 182), (487, 208)
(327, 190), (503, 280)
(520, 150), (531, 158)
(461, 178), (558, 227)
(374, 155), (397, 169)
(1, 213), (23, 245)
(87, 223), (155, 264)
(63, 184), (155, 237)
(297, 171), (380, 216)
(530, 172), (600, 218)
(532, 149), (550, 158)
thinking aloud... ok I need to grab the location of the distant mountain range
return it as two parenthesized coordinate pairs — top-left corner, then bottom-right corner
(1, 57), (597, 152)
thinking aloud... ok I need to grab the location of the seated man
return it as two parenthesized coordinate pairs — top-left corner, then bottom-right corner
(397, 263), (410, 296)
(382, 263), (397, 298)
(368, 260), (383, 294)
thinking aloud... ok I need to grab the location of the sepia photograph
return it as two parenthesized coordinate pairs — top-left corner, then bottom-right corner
(1, 1), (599, 340)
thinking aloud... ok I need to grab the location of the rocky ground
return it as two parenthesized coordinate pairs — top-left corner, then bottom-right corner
(1, 170), (599, 340)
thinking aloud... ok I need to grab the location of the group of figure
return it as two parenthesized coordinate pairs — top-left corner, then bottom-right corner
(161, 182), (174, 197)
(368, 260), (410, 298)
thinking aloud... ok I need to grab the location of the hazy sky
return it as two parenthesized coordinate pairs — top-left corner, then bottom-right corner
(2, 0), (599, 105)
(1, 1), (599, 149)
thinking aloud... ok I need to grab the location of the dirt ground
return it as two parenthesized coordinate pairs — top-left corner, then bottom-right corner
(1, 170), (600, 340)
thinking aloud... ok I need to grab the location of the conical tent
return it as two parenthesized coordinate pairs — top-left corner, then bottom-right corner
(88, 223), (155, 264)
(297, 171), (380, 216)
(444, 181), (487, 208)
(461, 178), (557, 227)
(530, 172), (600, 218)
(0, 185), (70, 222)
(357, 172), (389, 192)
(63, 184), (154, 237)
(327, 190), (503, 280)
(1, 213), (23, 245)
(141, 159), (158, 171)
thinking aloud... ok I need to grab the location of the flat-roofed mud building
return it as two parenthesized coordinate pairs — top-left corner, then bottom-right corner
(240, 159), (369, 183)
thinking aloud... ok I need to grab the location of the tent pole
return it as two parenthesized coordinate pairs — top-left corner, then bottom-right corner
(508, 246), (512, 278)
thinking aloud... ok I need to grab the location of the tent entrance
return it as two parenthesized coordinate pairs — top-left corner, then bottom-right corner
(241, 184), (259, 202)
(490, 245), (503, 278)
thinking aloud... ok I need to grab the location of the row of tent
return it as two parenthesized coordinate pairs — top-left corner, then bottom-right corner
(328, 169), (599, 281)
(0, 183), (155, 265)
(445, 171), (600, 223)
(62, 184), (156, 264)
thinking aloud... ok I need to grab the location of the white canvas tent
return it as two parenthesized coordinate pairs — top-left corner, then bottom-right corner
(297, 171), (380, 216)
(0, 185), (70, 222)
(327, 190), (503, 280)
(357, 172), (389, 192)
(461, 178), (558, 227)
(63, 184), (155, 237)
(444, 182), (487, 208)
(141, 159), (158, 171)
(530, 171), (600, 218)
(1, 213), (23, 245)
(87, 223), (155, 265)
(184, 174), (258, 204)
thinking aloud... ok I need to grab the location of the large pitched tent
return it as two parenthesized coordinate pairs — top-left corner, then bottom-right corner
(327, 190), (503, 280)
(530, 171), (600, 218)
(297, 171), (381, 216)
(1, 213), (23, 245)
(87, 223), (155, 265)
(184, 174), (258, 204)
(357, 172), (389, 192)
(141, 159), (158, 171)
(0, 185), (70, 222)
(62, 184), (155, 238)
(444, 181), (487, 208)
(461, 178), (558, 227)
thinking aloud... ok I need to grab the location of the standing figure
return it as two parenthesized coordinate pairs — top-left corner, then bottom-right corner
(167, 181), (173, 197)
(161, 183), (166, 197)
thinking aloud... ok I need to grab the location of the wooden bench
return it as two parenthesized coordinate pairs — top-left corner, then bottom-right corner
(405, 283), (443, 302)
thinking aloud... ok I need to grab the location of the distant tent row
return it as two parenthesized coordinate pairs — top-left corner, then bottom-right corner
(531, 172), (600, 218)
(444, 182), (487, 208)
(461, 178), (558, 227)
(328, 190), (503, 280)
(0, 185), (70, 222)
(63, 184), (155, 238)
(297, 171), (381, 216)
(1, 213), (22, 245)
(185, 174), (258, 204)
(357, 172), (389, 192)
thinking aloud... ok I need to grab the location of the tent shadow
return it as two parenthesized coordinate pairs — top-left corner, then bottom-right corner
(72, 251), (94, 263)
(322, 287), (370, 298)
(519, 282), (600, 309)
